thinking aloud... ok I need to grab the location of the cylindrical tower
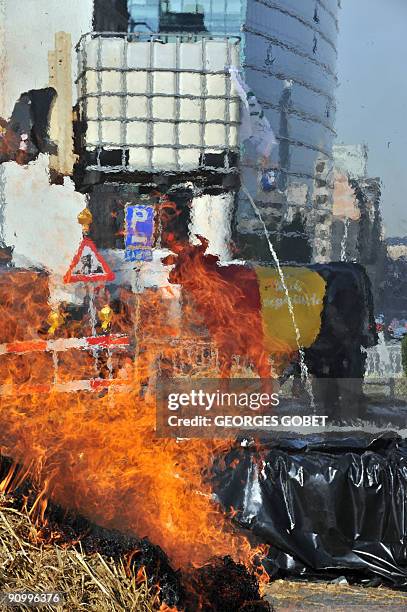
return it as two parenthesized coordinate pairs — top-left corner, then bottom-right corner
(237, 0), (340, 262)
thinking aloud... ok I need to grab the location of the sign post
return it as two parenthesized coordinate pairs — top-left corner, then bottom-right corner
(63, 237), (115, 284)
(125, 203), (155, 380)
(64, 235), (116, 372)
(125, 204), (155, 263)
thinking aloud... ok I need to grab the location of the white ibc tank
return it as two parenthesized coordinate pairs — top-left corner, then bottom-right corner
(78, 35), (240, 173)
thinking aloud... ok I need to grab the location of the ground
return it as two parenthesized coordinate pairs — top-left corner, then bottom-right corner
(264, 579), (407, 610)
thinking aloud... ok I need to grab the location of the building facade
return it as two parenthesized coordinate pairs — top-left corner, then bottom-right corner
(128, 1), (244, 36)
(127, 0), (340, 262)
(331, 144), (386, 309)
(94, 0), (129, 32)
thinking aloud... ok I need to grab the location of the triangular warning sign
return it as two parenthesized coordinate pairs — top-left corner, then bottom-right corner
(64, 237), (115, 284)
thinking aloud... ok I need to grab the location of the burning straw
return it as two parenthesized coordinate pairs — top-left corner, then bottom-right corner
(0, 257), (276, 609)
(0, 279), (269, 572)
(0, 496), (158, 612)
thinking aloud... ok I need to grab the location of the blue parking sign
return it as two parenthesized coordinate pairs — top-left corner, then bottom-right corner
(125, 204), (154, 262)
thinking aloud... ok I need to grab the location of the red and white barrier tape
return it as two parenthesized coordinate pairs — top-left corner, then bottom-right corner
(0, 378), (133, 396)
(0, 334), (132, 396)
(0, 334), (130, 356)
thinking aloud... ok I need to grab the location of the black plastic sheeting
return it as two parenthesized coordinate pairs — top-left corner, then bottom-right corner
(214, 433), (407, 586)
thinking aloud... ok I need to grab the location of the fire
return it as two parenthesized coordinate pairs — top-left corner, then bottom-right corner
(159, 604), (179, 612)
(0, 118), (22, 163)
(0, 384), (255, 569)
(164, 235), (293, 376)
(249, 544), (271, 595)
(0, 248), (277, 580)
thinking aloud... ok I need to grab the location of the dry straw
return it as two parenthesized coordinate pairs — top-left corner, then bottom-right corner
(0, 496), (159, 611)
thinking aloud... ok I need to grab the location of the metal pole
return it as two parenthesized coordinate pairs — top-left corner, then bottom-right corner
(87, 284), (99, 374)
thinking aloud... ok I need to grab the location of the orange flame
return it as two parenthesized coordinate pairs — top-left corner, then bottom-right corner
(159, 604), (179, 612)
(0, 250), (280, 579)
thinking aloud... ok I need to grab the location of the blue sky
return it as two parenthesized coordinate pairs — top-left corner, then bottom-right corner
(336, 0), (407, 237)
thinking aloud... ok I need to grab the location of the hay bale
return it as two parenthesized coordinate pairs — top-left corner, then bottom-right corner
(0, 497), (159, 611)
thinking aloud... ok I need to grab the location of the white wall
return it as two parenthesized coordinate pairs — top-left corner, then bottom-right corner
(189, 193), (234, 261)
(2, 155), (85, 302)
(0, 1), (94, 305)
(0, 0), (93, 118)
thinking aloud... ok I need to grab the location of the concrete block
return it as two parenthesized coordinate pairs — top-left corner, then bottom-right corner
(2, 155), (84, 277)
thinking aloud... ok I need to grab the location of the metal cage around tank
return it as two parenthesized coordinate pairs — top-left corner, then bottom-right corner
(75, 31), (242, 177)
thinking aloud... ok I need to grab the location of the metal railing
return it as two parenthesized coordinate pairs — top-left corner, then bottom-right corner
(364, 343), (403, 379)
